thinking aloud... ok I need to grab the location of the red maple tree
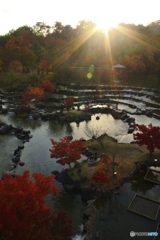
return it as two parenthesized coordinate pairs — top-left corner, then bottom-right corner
(92, 171), (109, 183)
(65, 97), (74, 111)
(133, 123), (160, 154)
(22, 88), (31, 101)
(49, 136), (86, 168)
(0, 171), (72, 240)
(41, 79), (55, 93)
(51, 210), (72, 240)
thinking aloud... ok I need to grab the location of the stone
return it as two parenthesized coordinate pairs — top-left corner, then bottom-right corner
(67, 135), (73, 140)
(12, 156), (20, 163)
(19, 162), (25, 166)
(18, 144), (24, 149)
(0, 124), (13, 134)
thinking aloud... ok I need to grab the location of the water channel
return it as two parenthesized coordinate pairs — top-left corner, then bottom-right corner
(0, 85), (160, 239)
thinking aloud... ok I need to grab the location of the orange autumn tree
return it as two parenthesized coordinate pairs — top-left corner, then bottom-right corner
(5, 35), (35, 73)
(28, 86), (44, 98)
(22, 86), (44, 101)
(38, 60), (53, 74)
(0, 171), (72, 240)
(49, 137), (86, 168)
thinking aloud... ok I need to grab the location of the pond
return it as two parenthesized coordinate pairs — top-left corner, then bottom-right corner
(1, 84), (160, 239)
(91, 181), (160, 240)
(0, 113), (133, 175)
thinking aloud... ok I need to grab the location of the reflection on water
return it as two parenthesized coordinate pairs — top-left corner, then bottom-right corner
(0, 114), (42, 130)
(70, 114), (130, 142)
(92, 183), (160, 240)
(0, 113), (160, 239)
(129, 114), (160, 127)
(131, 174), (155, 194)
(52, 190), (86, 237)
(0, 113), (131, 144)
(47, 121), (73, 137)
(0, 115), (87, 236)
(72, 234), (85, 240)
(146, 168), (160, 182)
(150, 166), (160, 171)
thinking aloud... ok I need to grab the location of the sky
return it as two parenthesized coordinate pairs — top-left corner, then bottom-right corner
(0, 0), (160, 35)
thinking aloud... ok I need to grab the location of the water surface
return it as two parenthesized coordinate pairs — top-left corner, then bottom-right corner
(0, 110), (160, 239)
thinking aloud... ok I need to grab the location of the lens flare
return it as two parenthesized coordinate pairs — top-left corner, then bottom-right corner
(87, 73), (92, 79)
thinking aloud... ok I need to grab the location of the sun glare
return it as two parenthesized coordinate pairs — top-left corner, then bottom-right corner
(95, 20), (117, 33)
(92, 10), (119, 34)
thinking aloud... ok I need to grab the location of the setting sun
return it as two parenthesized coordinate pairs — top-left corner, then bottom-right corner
(95, 20), (117, 33)
(90, 9), (119, 33)
(0, 0), (160, 35)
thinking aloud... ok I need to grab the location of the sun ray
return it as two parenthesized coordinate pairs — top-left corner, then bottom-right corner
(95, 21), (117, 35)
(51, 27), (97, 69)
(117, 25), (160, 53)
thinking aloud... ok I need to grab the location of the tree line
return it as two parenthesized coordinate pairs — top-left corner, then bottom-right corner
(1, 20), (160, 84)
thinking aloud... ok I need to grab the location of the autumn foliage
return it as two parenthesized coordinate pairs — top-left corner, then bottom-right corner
(5, 36), (32, 50)
(0, 171), (72, 240)
(49, 136), (86, 168)
(65, 97), (74, 111)
(28, 86), (44, 97)
(0, 171), (58, 239)
(22, 86), (44, 100)
(22, 88), (31, 101)
(22, 80), (54, 100)
(4, 35), (36, 73)
(92, 171), (109, 183)
(41, 79), (55, 93)
(133, 123), (160, 154)
(51, 210), (72, 240)
(100, 154), (112, 164)
(1, 21), (160, 82)
(38, 60), (53, 74)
